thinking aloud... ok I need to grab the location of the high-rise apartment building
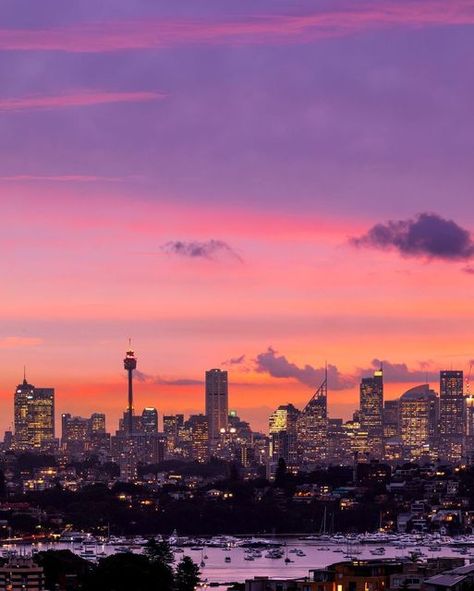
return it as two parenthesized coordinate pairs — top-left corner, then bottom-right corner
(439, 370), (464, 462)
(399, 385), (438, 459)
(359, 368), (384, 459)
(205, 369), (228, 442)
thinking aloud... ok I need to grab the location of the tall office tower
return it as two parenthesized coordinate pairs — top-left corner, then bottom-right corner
(187, 414), (209, 462)
(123, 345), (137, 435)
(269, 403), (300, 468)
(383, 400), (399, 438)
(439, 370), (464, 462)
(141, 408), (158, 433)
(205, 369), (228, 442)
(399, 385), (438, 459)
(297, 373), (328, 466)
(14, 377), (35, 449)
(359, 368), (384, 459)
(163, 414), (184, 455)
(465, 395), (474, 463)
(27, 388), (55, 449)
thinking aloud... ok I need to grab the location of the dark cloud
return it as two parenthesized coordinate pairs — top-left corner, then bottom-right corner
(362, 359), (438, 383)
(133, 370), (202, 386)
(222, 354), (246, 366)
(351, 213), (474, 261)
(254, 347), (354, 390)
(162, 239), (242, 262)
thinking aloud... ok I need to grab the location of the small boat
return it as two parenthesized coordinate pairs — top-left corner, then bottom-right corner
(285, 557), (294, 563)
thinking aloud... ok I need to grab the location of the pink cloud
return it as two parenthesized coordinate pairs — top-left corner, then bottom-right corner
(0, 90), (165, 112)
(0, 1), (472, 52)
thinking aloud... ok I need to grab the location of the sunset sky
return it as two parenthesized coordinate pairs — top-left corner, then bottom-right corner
(1, 0), (474, 433)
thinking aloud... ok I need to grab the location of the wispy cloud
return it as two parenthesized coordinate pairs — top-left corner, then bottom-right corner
(162, 240), (242, 262)
(351, 213), (474, 261)
(0, 90), (165, 112)
(0, 175), (134, 183)
(0, 2), (473, 53)
(0, 336), (43, 349)
(134, 370), (203, 386)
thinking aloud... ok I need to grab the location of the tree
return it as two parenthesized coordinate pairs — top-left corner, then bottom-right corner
(34, 550), (91, 590)
(84, 552), (173, 591)
(144, 539), (174, 566)
(175, 556), (200, 591)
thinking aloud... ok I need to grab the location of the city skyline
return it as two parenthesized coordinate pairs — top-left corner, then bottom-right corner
(4, 349), (474, 436)
(0, 352), (474, 432)
(2, 0), (474, 434)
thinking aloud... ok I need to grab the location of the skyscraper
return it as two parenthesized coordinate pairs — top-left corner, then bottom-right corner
(269, 403), (300, 468)
(14, 377), (34, 449)
(163, 414), (184, 455)
(359, 368), (384, 459)
(439, 370), (464, 462)
(205, 369), (228, 442)
(297, 373), (328, 466)
(26, 388), (55, 450)
(187, 414), (209, 462)
(14, 378), (55, 451)
(399, 385), (438, 459)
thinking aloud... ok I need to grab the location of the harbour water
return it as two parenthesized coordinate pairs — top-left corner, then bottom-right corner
(2, 535), (474, 585)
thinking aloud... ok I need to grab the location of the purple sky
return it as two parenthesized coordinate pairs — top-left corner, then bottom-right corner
(0, 0), (474, 432)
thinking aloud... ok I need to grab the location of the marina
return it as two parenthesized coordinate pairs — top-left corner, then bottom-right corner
(3, 533), (474, 585)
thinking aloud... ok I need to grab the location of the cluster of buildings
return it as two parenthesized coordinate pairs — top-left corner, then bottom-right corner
(3, 349), (474, 480)
(269, 368), (474, 473)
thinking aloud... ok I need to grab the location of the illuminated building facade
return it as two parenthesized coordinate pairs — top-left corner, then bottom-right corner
(439, 370), (464, 462)
(205, 369), (228, 443)
(399, 385), (438, 459)
(163, 414), (184, 455)
(465, 395), (474, 462)
(269, 403), (300, 468)
(297, 374), (328, 466)
(141, 407), (158, 433)
(187, 414), (209, 462)
(359, 368), (384, 459)
(13, 377), (34, 449)
(14, 378), (55, 452)
(61, 412), (110, 458)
